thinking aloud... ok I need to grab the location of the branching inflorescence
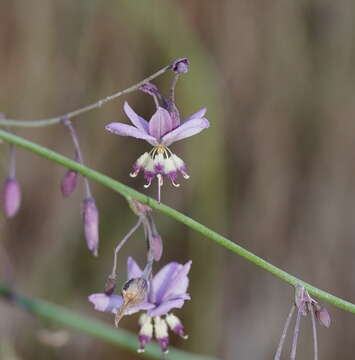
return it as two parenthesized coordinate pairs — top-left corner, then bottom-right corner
(0, 58), (207, 355)
(0, 57), (344, 358)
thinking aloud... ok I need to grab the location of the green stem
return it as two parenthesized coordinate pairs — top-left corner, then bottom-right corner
(0, 130), (355, 315)
(0, 63), (171, 127)
(0, 284), (217, 360)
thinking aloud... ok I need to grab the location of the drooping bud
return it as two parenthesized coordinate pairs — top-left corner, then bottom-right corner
(165, 313), (188, 339)
(171, 58), (189, 74)
(82, 197), (99, 256)
(104, 275), (116, 296)
(315, 305), (331, 328)
(60, 170), (78, 197)
(2, 177), (21, 218)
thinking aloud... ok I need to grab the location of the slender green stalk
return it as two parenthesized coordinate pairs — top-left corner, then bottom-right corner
(1, 130), (355, 315)
(0, 63), (171, 127)
(0, 284), (217, 360)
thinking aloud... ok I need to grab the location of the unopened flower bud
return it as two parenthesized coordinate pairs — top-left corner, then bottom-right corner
(83, 197), (99, 256)
(315, 306), (331, 328)
(146, 213), (163, 261)
(60, 170), (78, 197)
(104, 275), (116, 296)
(171, 58), (189, 74)
(139, 82), (160, 97)
(2, 177), (21, 218)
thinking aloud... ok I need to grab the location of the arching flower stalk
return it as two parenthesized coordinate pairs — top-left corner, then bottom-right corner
(274, 284), (331, 360)
(105, 64), (209, 202)
(104, 199), (163, 296)
(89, 257), (191, 354)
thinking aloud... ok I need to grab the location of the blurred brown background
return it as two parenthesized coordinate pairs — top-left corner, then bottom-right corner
(1, 0), (355, 359)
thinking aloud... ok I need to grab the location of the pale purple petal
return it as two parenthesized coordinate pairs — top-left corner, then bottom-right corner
(150, 262), (182, 304)
(88, 293), (123, 312)
(148, 298), (186, 317)
(161, 261), (192, 302)
(125, 301), (155, 315)
(148, 107), (174, 140)
(183, 108), (207, 123)
(127, 257), (143, 279)
(161, 117), (210, 146)
(123, 101), (149, 133)
(105, 123), (158, 146)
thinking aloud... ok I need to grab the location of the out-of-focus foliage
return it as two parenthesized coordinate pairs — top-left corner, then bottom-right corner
(1, 0), (355, 359)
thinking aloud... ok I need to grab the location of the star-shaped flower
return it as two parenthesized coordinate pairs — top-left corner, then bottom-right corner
(106, 100), (209, 201)
(89, 257), (191, 353)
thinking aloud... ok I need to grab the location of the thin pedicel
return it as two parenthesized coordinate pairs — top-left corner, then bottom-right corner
(61, 117), (99, 257)
(0, 60), (182, 128)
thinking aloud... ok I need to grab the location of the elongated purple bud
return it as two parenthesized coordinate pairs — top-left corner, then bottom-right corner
(146, 213), (163, 261)
(2, 177), (21, 218)
(60, 170), (78, 197)
(315, 306), (331, 328)
(83, 197), (99, 256)
(104, 275), (116, 296)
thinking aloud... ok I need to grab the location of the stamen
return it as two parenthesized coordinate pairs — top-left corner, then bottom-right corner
(130, 170), (139, 178)
(144, 179), (152, 188)
(172, 180), (180, 187)
(157, 174), (163, 203)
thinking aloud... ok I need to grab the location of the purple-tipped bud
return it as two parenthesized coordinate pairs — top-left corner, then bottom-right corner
(104, 275), (116, 296)
(60, 170), (78, 197)
(2, 177), (21, 218)
(171, 58), (189, 74)
(83, 197), (99, 256)
(315, 306), (331, 328)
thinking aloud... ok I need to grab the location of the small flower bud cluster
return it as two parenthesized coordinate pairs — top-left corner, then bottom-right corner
(274, 284), (331, 360)
(60, 117), (100, 257)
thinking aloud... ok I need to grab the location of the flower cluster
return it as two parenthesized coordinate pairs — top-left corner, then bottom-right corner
(88, 59), (197, 354)
(274, 284), (331, 360)
(89, 257), (191, 353)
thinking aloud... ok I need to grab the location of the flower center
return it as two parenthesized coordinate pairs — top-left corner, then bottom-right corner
(149, 144), (172, 159)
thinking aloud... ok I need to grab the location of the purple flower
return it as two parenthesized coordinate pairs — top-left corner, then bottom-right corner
(105, 100), (209, 199)
(89, 257), (191, 353)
